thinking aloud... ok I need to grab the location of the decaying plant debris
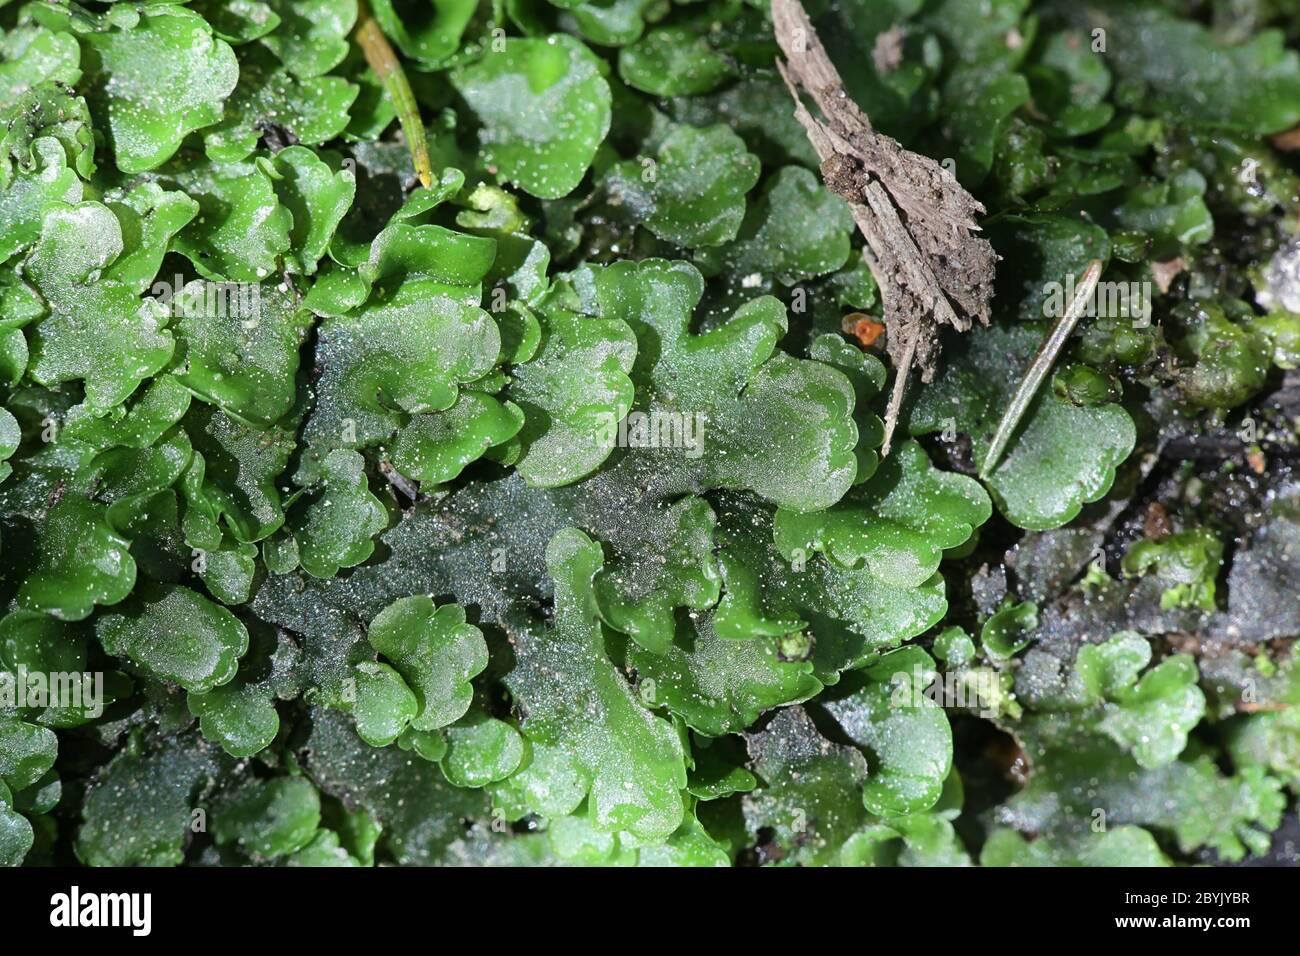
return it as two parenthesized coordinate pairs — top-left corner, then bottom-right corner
(2, 0), (1300, 872)
(772, 0), (997, 453)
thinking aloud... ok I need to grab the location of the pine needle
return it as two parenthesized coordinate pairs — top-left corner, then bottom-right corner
(980, 259), (1104, 480)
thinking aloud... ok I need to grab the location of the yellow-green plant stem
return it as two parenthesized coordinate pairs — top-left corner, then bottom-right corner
(356, 3), (432, 189)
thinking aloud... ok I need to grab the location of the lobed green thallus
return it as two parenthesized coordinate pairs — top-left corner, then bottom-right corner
(0, 0), (1297, 868)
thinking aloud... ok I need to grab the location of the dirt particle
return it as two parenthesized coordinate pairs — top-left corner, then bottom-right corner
(1151, 256), (1185, 294)
(1143, 501), (1173, 541)
(872, 25), (905, 75)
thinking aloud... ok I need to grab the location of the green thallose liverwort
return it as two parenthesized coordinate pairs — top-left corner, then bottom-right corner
(0, 0), (1295, 868)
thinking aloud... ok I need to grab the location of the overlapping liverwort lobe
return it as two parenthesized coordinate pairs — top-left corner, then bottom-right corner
(0, 0), (1298, 870)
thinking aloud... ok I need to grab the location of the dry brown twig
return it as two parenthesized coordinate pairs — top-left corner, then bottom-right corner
(771, 0), (997, 454)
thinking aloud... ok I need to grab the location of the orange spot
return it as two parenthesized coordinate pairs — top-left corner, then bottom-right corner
(842, 313), (886, 348)
(1270, 125), (1300, 152)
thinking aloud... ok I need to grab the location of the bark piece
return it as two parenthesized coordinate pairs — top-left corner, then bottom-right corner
(771, 0), (996, 453)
